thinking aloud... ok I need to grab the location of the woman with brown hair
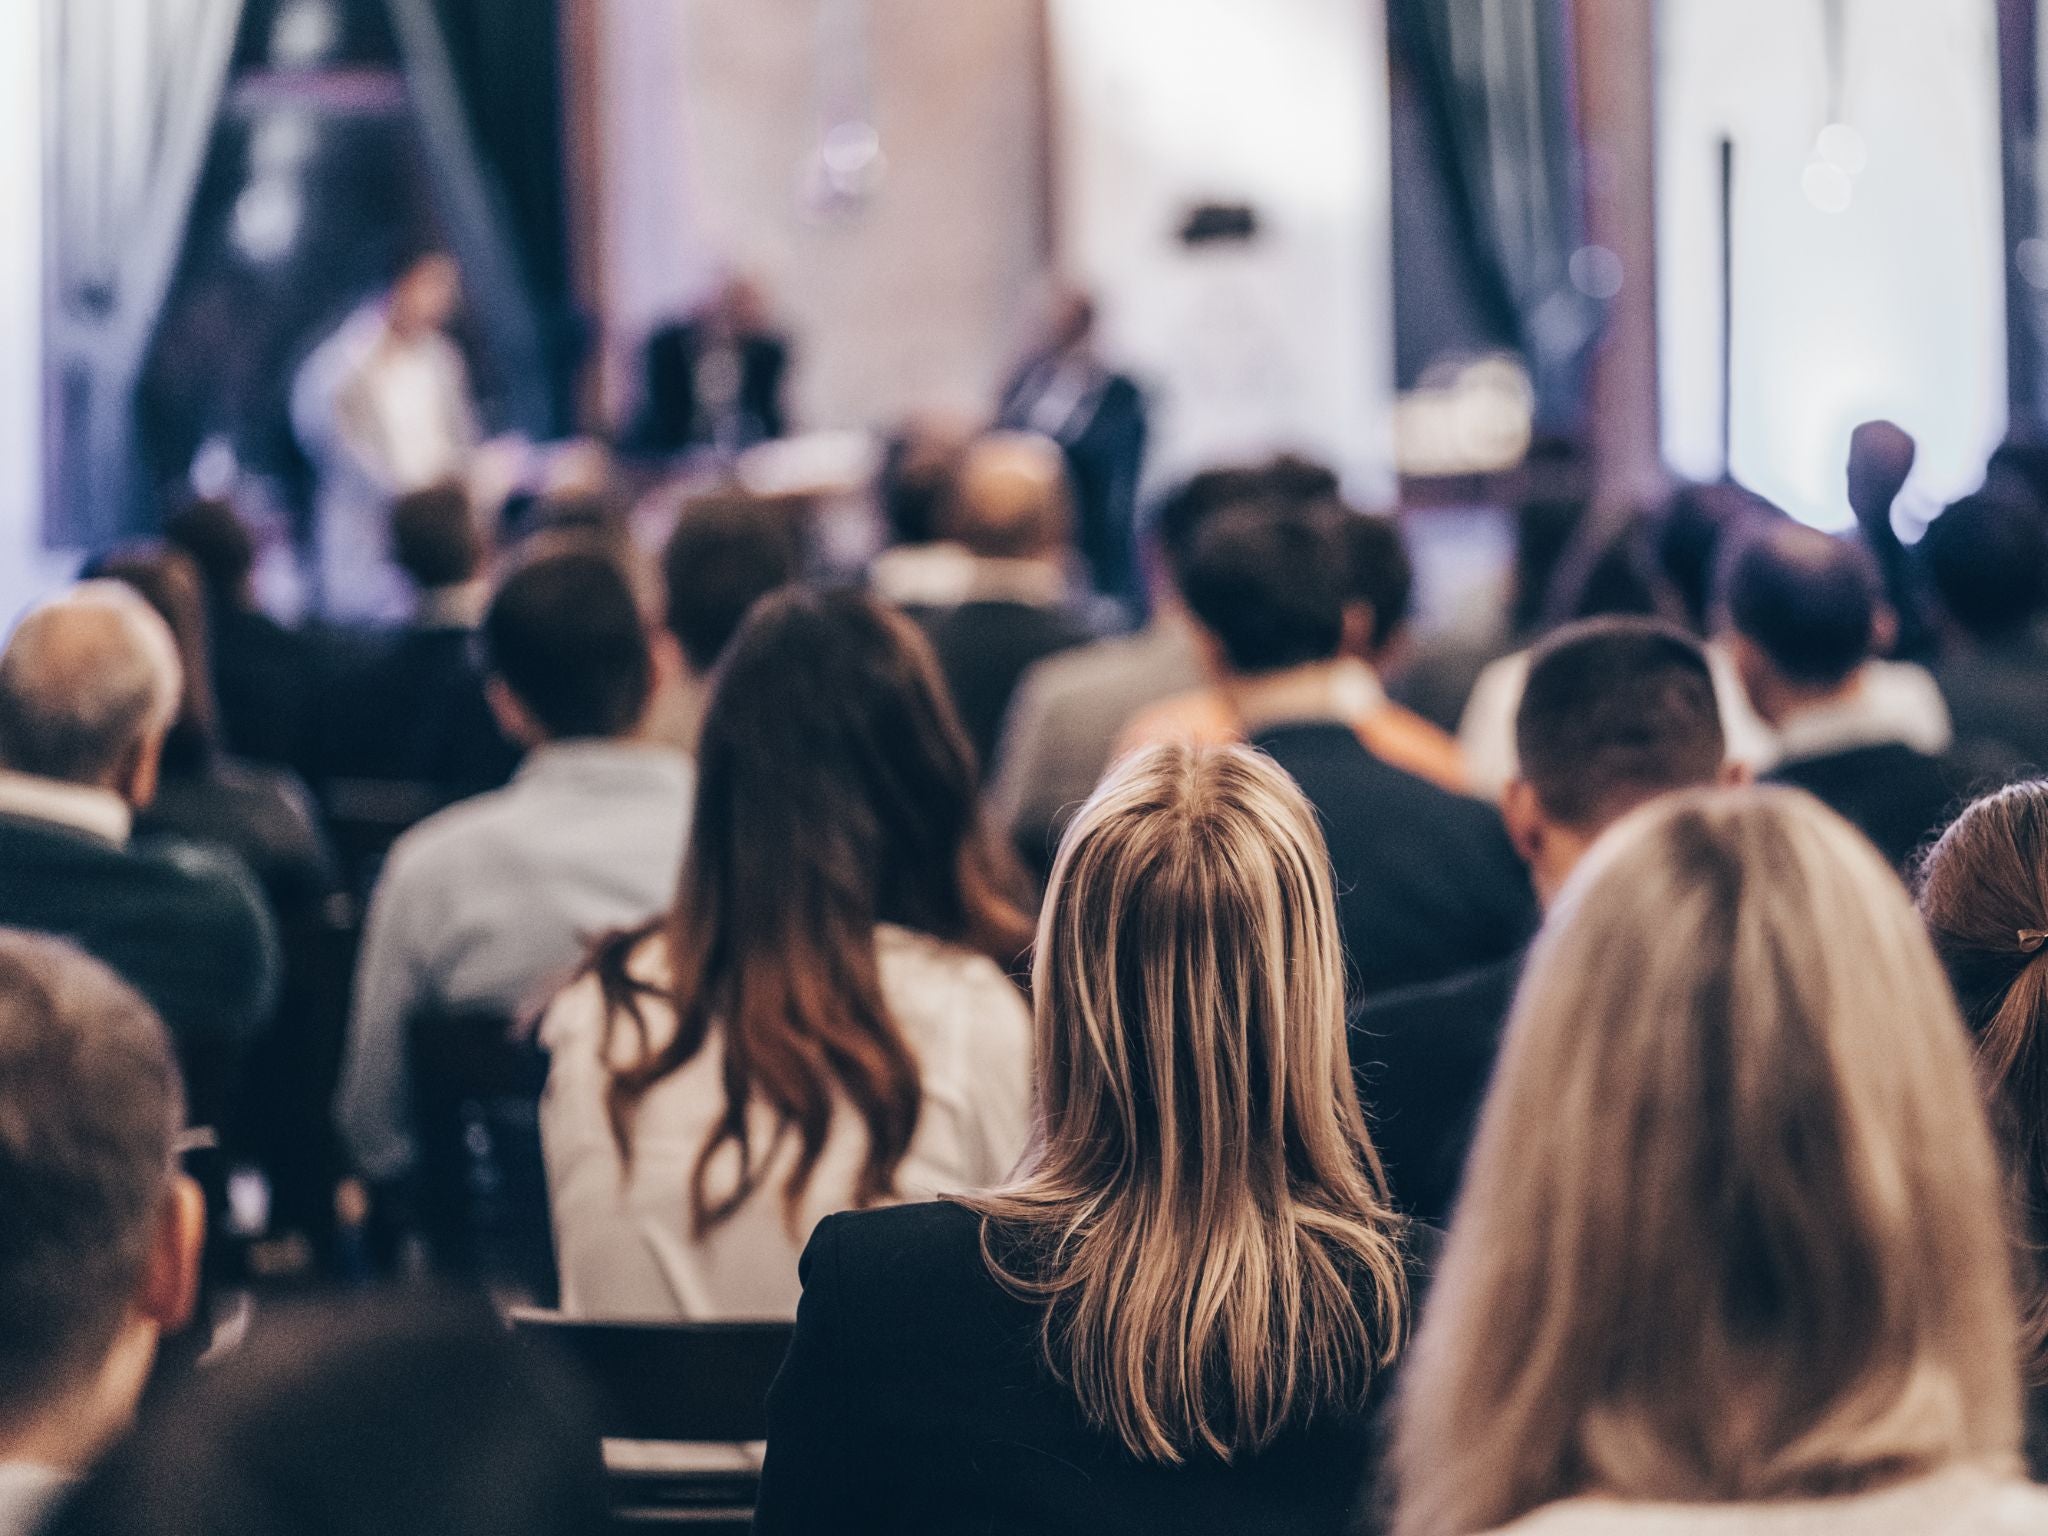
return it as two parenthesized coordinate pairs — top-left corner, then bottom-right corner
(1919, 778), (2048, 1476)
(540, 588), (1037, 1320)
(753, 743), (1409, 1535)
(1393, 787), (2046, 1536)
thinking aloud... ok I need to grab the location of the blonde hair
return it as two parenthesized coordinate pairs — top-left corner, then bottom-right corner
(1394, 787), (2022, 1536)
(967, 743), (1408, 1464)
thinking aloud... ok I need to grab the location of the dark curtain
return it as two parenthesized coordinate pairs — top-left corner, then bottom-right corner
(427, 0), (580, 434)
(1386, 0), (1601, 436)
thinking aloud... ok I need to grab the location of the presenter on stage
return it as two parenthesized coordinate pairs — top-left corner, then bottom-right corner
(293, 252), (480, 622)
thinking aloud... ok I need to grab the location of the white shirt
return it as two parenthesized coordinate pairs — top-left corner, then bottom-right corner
(541, 924), (1034, 1320)
(337, 741), (694, 1182)
(0, 773), (130, 845)
(1489, 1466), (2048, 1536)
(0, 1464), (71, 1536)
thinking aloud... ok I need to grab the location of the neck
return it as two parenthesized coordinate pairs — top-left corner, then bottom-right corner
(0, 1326), (155, 1475)
(1763, 667), (1865, 730)
(1225, 659), (1362, 735)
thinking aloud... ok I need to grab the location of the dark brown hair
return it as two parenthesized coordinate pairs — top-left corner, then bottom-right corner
(1917, 779), (2048, 1384)
(590, 588), (1034, 1233)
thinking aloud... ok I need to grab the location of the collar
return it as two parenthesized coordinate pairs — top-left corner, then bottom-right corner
(0, 1463), (72, 1532)
(960, 557), (1071, 608)
(515, 739), (692, 787)
(1771, 664), (1937, 764)
(0, 773), (132, 846)
(1230, 659), (1386, 737)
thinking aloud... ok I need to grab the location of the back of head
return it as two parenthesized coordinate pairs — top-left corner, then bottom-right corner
(602, 588), (1030, 1232)
(878, 413), (978, 547)
(0, 584), (183, 787)
(391, 483), (484, 592)
(1515, 619), (1726, 831)
(1919, 492), (2048, 645)
(161, 499), (256, 608)
(0, 932), (183, 1440)
(1179, 503), (1349, 675)
(50, 1296), (607, 1536)
(1916, 780), (2048, 1379)
(1342, 513), (1415, 657)
(82, 545), (219, 760)
(1396, 787), (2019, 1536)
(974, 743), (1406, 1464)
(1724, 523), (1881, 688)
(1150, 456), (1340, 598)
(660, 491), (802, 673)
(942, 432), (1073, 562)
(483, 545), (652, 742)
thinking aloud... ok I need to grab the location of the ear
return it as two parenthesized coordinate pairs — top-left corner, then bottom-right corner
(1339, 601), (1378, 664)
(1501, 778), (1547, 868)
(115, 728), (165, 812)
(646, 629), (692, 695)
(138, 1174), (206, 1336)
(485, 676), (546, 751)
(1870, 604), (1899, 659)
(1718, 758), (1752, 789)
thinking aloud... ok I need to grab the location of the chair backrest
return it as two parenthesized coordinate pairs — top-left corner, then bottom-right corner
(508, 1311), (794, 1443)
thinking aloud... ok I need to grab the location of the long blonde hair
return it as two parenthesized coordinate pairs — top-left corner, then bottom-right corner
(1394, 787), (2022, 1536)
(967, 743), (1408, 1464)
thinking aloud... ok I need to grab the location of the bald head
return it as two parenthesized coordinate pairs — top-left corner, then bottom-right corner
(0, 584), (182, 793)
(943, 432), (1073, 562)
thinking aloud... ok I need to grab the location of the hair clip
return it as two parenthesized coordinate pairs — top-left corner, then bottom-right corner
(2021, 930), (2048, 954)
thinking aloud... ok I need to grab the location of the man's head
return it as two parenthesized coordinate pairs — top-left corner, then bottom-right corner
(941, 432), (1074, 564)
(391, 483), (485, 594)
(162, 499), (257, 610)
(0, 584), (183, 808)
(482, 545), (654, 750)
(1179, 503), (1349, 678)
(878, 413), (978, 548)
(388, 253), (461, 341)
(1507, 618), (1731, 903)
(1919, 491), (2048, 647)
(1723, 523), (1886, 726)
(0, 932), (203, 1468)
(1148, 456), (1340, 608)
(1339, 513), (1415, 671)
(661, 492), (802, 675)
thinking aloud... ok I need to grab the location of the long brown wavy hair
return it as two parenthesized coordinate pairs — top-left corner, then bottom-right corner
(1919, 779), (2048, 1388)
(968, 743), (1408, 1465)
(588, 588), (1035, 1235)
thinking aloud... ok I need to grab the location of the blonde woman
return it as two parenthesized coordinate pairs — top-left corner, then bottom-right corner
(1393, 787), (2048, 1536)
(754, 744), (1409, 1535)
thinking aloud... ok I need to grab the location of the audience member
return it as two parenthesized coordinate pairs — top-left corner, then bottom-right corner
(988, 464), (1277, 875)
(1177, 505), (1535, 997)
(48, 1298), (606, 1536)
(1119, 505), (1468, 792)
(0, 586), (276, 1128)
(1916, 779), (2048, 1476)
(866, 413), (980, 609)
(0, 934), (204, 1536)
(161, 498), (316, 775)
(1354, 620), (1729, 1227)
(319, 483), (518, 818)
(910, 432), (1099, 766)
(1847, 417), (1940, 661)
(754, 744), (1408, 1535)
(996, 287), (1148, 608)
(1921, 490), (2048, 773)
(1392, 788), (2046, 1536)
(335, 544), (691, 1192)
(632, 275), (789, 456)
(649, 488), (802, 752)
(1729, 523), (1963, 869)
(544, 588), (1035, 1319)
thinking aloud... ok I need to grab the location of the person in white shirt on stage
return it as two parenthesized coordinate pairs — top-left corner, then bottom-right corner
(293, 252), (480, 623)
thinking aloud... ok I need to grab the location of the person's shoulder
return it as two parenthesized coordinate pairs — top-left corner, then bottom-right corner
(130, 836), (270, 937)
(379, 779), (527, 876)
(1356, 954), (1520, 1034)
(876, 929), (1030, 1041)
(807, 1201), (994, 1308)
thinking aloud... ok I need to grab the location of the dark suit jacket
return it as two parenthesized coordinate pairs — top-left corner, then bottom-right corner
(1251, 722), (1537, 1000)
(1766, 743), (1968, 872)
(1351, 955), (1520, 1230)
(1936, 629), (2048, 778)
(755, 1200), (1386, 1536)
(915, 601), (1097, 771)
(0, 811), (277, 1126)
(318, 622), (519, 801)
(209, 601), (320, 776)
(636, 323), (789, 452)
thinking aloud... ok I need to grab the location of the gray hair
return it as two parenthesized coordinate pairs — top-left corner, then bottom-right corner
(0, 582), (183, 786)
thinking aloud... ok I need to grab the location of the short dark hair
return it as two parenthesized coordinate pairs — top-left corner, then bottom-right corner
(1341, 514), (1414, 653)
(1516, 619), (1726, 830)
(162, 498), (256, 604)
(483, 545), (652, 741)
(661, 493), (802, 673)
(1153, 456), (1342, 591)
(1724, 524), (1880, 689)
(49, 1296), (608, 1536)
(1180, 504), (1348, 674)
(391, 483), (483, 591)
(0, 931), (183, 1430)
(1920, 492), (2048, 644)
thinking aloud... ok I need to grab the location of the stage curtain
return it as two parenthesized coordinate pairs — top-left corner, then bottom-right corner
(1388, 0), (1601, 435)
(43, 0), (246, 545)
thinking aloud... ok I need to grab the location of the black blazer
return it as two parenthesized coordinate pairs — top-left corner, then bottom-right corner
(635, 322), (789, 452)
(914, 600), (1097, 772)
(1765, 743), (1968, 873)
(1252, 722), (1537, 1000)
(1350, 954), (1521, 1230)
(755, 1201), (1387, 1536)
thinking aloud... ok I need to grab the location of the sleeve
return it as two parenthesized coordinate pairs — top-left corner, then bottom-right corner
(335, 850), (431, 1181)
(752, 1216), (886, 1535)
(160, 842), (281, 1043)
